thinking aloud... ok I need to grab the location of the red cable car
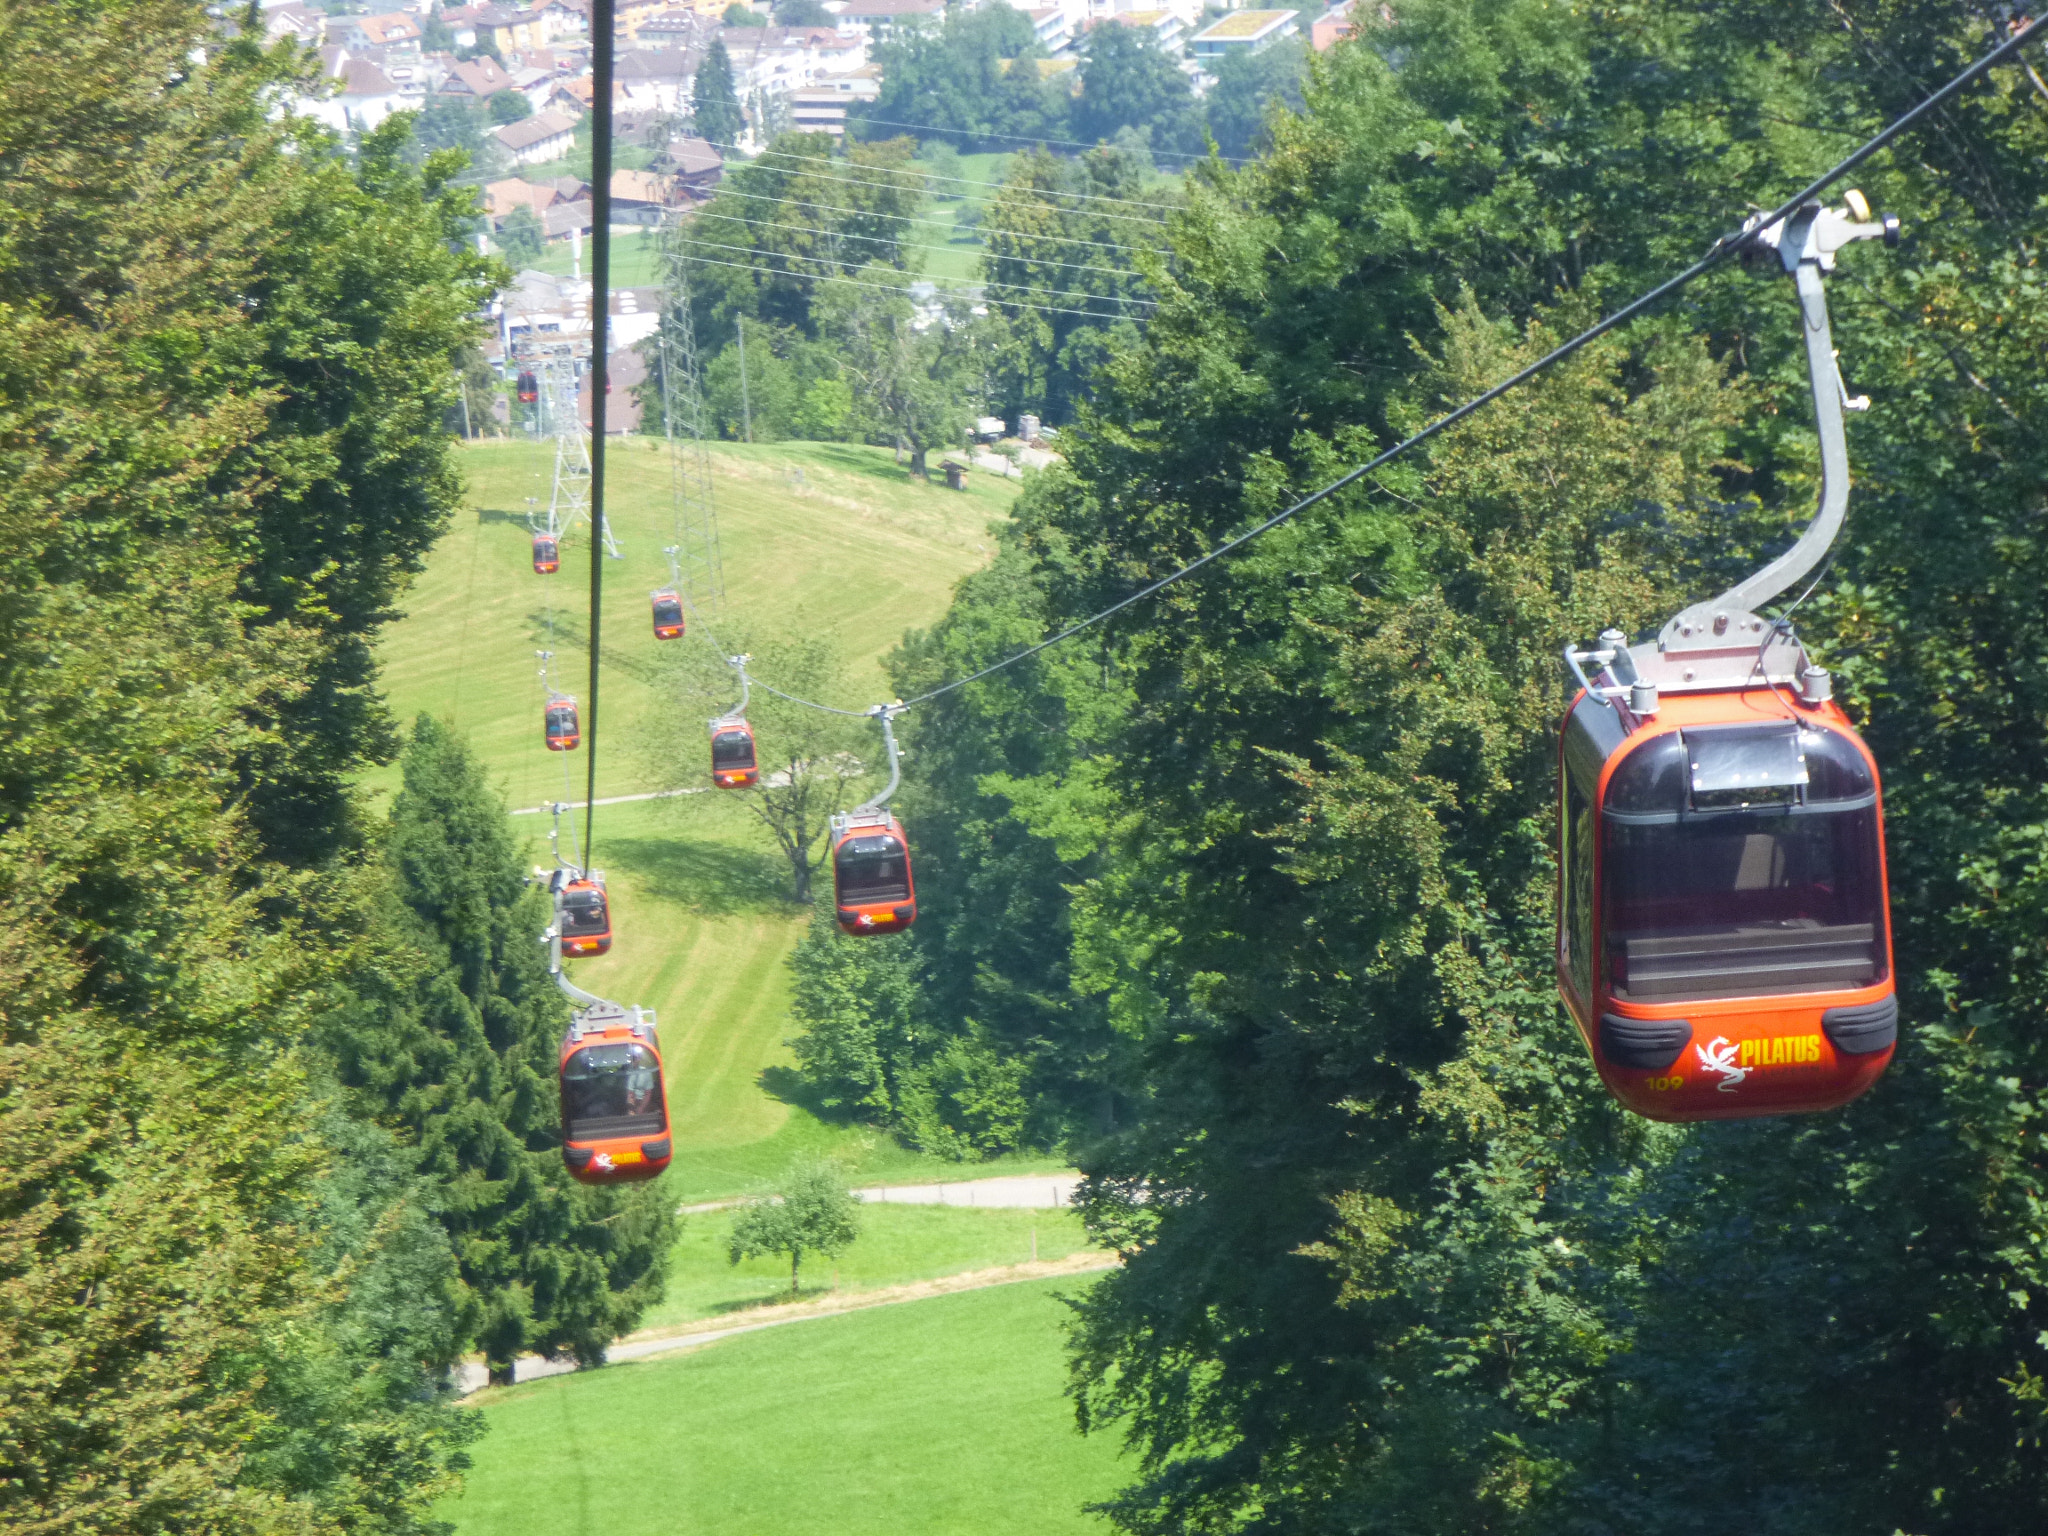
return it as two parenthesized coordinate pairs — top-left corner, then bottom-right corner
(831, 808), (916, 936)
(1557, 195), (1899, 1123)
(710, 719), (758, 788)
(544, 696), (580, 751)
(557, 1002), (670, 1184)
(516, 369), (539, 404)
(532, 532), (559, 574)
(558, 874), (613, 957)
(650, 588), (685, 640)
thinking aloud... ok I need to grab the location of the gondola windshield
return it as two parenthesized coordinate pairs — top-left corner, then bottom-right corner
(652, 594), (683, 625)
(561, 1042), (664, 1140)
(1599, 725), (1886, 1003)
(837, 834), (908, 904)
(712, 729), (754, 767)
(561, 887), (608, 935)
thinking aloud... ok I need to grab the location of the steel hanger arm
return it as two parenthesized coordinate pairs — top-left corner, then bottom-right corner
(855, 705), (903, 812)
(1666, 199), (1897, 641)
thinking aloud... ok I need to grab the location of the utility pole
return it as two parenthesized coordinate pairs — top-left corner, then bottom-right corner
(736, 313), (753, 444)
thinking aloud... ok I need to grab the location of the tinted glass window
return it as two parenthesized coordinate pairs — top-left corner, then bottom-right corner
(562, 1042), (664, 1139)
(652, 596), (682, 624)
(1603, 803), (1886, 1002)
(548, 705), (576, 733)
(1605, 733), (1688, 814)
(561, 888), (608, 935)
(712, 730), (754, 767)
(837, 835), (908, 904)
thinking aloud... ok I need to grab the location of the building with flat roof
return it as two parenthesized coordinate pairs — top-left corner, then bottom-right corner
(1188, 7), (1298, 60)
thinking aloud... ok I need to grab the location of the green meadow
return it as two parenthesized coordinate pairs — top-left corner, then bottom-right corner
(442, 1280), (1125, 1536)
(636, 1203), (1097, 1333)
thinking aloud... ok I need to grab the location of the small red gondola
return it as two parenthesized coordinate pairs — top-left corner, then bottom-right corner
(516, 369), (539, 404)
(650, 588), (685, 640)
(1559, 681), (1894, 1121)
(557, 1003), (670, 1184)
(710, 720), (759, 788)
(544, 696), (580, 751)
(1557, 195), (1900, 1123)
(532, 532), (559, 574)
(558, 874), (613, 957)
(831, 809), (915, 936)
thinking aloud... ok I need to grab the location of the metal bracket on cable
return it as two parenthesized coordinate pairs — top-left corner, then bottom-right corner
(713, 654), (752, 726)
(1566, 193), (1898, 705)
(830, 705), (905, 841)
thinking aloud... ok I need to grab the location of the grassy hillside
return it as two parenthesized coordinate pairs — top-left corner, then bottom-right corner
(372, 435), (1027, 1179)
(442, 1279), (1125, 1536)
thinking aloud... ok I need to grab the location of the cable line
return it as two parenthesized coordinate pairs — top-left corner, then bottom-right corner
(671, 234), (1154, 311)
(671, 251), (1152, 322)
(687, 206), (1154, 281)
(690, 188), (1167, 256)
(679, 12), (2048, 719)
(704, 140), (1178, 221)
(845, 113), (1242, 168)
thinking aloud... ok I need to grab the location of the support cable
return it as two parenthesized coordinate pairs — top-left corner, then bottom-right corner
(672, 14), (2048, 720)
(585, 0), (614, 867)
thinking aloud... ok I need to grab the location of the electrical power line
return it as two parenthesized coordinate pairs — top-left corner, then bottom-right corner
(705, 139), (1179, 222)
(845, 113), (1242, 169)
(671, 248), (1151, 323)
(690, 204), (1153, 282)
(671, 234), (1154, 312)
(701, 186), (1168, 255)
(681, 12), (2048, 719)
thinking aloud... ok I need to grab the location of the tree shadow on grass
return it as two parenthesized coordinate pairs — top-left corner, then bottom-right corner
(477, 506), (537, 527)
(756, 1063), (846, 1122)
(703, 1286), (827, 1318)
(599, 834), (794, 918)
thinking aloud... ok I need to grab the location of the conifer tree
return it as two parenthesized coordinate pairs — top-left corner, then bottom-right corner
(325, 717), (674, 1384)
(692, 39), (746, 149)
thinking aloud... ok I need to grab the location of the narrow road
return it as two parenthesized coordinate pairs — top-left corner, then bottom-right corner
(676, 1170), (1083, 1217)
(510, 786), (703, 816)
(454, 1248), (1114, 1395)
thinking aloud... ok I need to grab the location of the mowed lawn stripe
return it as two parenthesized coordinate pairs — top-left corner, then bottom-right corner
(442, 1279), (1125, 1536)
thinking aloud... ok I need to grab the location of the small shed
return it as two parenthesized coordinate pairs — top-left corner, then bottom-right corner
(940, 456), (971, 492)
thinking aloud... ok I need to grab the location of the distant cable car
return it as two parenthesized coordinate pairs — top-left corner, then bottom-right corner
(544, 696), (580, 751)
(831, 809), (916, 936)
(1558, 195), (1899, 1123)
(557, 1002), (670, 1184)
(831, 706), (914, 935)
(558, 874), (613, 957)
(650, 588), (685, 640)
(516, 369), (539, 404)
(532, 532), (559, 574)
(710, 720), (758, 788)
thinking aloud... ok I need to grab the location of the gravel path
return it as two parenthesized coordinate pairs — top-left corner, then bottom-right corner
(453, 1248), (1114, 1394)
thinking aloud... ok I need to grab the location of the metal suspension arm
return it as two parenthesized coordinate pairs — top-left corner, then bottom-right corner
(1662, 197), (1897, 647)
(856, 705), (903, 812)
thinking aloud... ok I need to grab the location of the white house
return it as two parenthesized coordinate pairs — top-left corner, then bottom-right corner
(615, 48), (698, 113)
(833, 0), (942, 45)
(1187, 7), (1298, 63)
(295, 47), (409, 134)
(492, 106), (580, 165)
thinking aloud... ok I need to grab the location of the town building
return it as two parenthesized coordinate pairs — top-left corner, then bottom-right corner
(1188, 7), (1299, 62)
(492, 107), (580, 166)
(833, 0), (944, 46)
(340, 12), (424, 53)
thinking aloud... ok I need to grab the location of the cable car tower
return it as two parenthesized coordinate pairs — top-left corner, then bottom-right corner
(656, 227), (725, 609)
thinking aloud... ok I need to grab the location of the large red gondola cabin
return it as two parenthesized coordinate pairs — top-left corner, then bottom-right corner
(1557, 194), (1900, 1123)
(831, 809), (915, 936)
(710, 720), (758, 788)
(557, 1003), (670, 1184)
(650, 588), (685, 640)
(544, 697), (580, 751)
(532, 532), (559, 574)
(558, 875), (613, 957)
(516, 370), (539, 404)
(1558, 676), (1894, 1122)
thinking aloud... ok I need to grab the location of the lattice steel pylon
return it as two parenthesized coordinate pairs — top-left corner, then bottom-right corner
(656, 224), (725, 608)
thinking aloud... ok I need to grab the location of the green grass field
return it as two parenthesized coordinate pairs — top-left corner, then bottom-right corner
(916, 151), (1011, 284)
(637, 1203), (1097, 1333)
(441, 1279), (1125, 1536)
(516, 226), (667, 287)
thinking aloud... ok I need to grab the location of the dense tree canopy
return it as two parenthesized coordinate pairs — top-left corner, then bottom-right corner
(783, 1), (2048, 1529)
